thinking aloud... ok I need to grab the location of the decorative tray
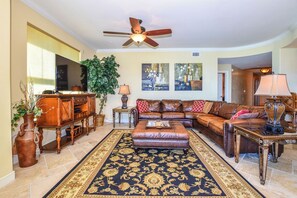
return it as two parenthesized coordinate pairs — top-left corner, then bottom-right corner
(146, 120), (171, 129)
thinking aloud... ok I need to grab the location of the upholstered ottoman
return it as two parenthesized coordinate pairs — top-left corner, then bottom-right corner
(132, 120), (189, 149)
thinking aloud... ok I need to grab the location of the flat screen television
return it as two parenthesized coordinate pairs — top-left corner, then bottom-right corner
(55, 54), (88, 92)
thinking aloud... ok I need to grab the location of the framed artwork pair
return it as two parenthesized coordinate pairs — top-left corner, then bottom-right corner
(141, 63), (203, 91)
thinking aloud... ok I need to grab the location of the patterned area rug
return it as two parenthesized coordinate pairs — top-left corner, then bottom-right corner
(44, 129), (264, 198)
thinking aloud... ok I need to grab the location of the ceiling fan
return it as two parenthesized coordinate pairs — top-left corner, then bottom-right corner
(103, 17), (172, 47)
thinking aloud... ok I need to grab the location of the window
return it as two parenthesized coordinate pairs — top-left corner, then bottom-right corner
(27, 43), (55, 94)
(27, 24), (80, 94)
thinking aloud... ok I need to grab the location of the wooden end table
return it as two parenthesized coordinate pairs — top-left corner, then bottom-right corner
(112, 106), (133, 128)
(234, 125), (297, 185)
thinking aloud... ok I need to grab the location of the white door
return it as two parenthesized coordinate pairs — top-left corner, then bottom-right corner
(217, 73), (225, 101)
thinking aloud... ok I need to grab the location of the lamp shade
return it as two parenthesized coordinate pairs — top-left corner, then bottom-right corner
(118, 84), (130, 95)
(255, 74), (291, 96)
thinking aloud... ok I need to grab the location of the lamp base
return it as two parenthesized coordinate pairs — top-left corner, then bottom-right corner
(121, 94), (128, 109)
(264, 123), (284, 135)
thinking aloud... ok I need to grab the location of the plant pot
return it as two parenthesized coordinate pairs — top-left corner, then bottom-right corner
(96, 114), (105, 126)
(15, 113), (38, 167)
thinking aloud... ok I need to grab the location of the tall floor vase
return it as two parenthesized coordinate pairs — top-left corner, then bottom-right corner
(15, 113), (38, 167)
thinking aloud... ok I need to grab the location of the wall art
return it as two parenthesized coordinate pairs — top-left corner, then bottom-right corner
(175, 63), (203, 91)
(142, 63), (169, 91)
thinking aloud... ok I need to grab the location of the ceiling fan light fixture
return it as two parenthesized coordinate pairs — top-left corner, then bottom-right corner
(131, 34), (146, 43)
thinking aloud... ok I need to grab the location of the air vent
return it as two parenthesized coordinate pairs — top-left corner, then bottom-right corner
(192, 52), (199, 56)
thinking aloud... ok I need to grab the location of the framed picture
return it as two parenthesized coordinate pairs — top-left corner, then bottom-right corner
(142, 63), (169, 91)
(175, 63), (203, 91)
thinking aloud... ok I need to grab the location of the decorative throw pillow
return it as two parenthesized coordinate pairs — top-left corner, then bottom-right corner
(230, 109), (250, 120)
(237, 112), (259, 119)
(203, 102), (213, 114)
(137, 101), (149, 113)
(192, 100), (205, 112)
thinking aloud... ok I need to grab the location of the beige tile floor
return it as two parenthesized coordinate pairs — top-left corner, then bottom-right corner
(0, 123), (297, 198)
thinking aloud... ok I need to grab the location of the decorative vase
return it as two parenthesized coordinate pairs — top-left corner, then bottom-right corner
(15, 113), (38, 167)
(96, 114), (105, 126)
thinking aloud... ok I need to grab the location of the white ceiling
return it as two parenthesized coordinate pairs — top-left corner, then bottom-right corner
(22, 0), (297, 69)
(22, 0), (297, 51)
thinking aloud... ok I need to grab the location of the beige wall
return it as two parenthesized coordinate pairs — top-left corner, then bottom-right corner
(97, 51), (218, 122)
(0, 0), (14, 187)
(231, 67), (246, 104)
(280, 48), (297, 93)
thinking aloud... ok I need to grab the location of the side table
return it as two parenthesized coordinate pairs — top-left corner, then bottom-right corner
(112, 106), (133, 128)
(234, 125), (297, 185)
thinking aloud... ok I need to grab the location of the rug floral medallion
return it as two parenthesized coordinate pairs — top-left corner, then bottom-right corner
(44, 129), (264, 198)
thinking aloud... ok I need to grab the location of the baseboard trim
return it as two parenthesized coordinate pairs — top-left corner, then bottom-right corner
(0, 171), (15, 188)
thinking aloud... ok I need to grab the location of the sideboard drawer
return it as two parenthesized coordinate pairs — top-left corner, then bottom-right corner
(74, 97), (87, 105)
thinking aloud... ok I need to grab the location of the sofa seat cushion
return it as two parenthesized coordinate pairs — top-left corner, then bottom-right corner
(185, 112), (206, 119)
(162, 112), (184, 119)
(139, 112), (162, 119)
(208, 119), (225, 136)
(197, 114), (218, 127)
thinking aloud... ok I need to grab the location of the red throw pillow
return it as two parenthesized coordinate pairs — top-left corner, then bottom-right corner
(192, 100), (205, 112)
(137, 101), (149, 113)
(230, 109), (250, 120)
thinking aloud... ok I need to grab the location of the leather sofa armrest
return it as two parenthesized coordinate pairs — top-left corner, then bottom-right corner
(223, 118), (266, 157)
(224, 118), (266, 134)
(131, 107), (139, 127)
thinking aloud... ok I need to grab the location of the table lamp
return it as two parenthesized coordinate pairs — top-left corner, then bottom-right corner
(255, 74), (291, 134)
(118, 84), (130, 109)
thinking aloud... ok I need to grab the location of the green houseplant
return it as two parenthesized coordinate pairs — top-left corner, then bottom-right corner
(81, 55), (120, 126)
(11, 81), (42, 167)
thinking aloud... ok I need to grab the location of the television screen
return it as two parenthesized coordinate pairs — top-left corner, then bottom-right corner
(55, 54), (88, 92)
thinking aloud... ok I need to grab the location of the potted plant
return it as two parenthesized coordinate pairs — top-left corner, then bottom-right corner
(11, 81), (42, 167)
(81, 55), (120, 126)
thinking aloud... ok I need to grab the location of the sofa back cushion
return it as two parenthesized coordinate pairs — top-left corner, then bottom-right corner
(137, 99), (161, 112)
(182, 100), (194, 112)
(161, 100), (181, 112)
(209, 101), (225, 115)
(218, 103), (239, 119)
(192, 100), (205, 112)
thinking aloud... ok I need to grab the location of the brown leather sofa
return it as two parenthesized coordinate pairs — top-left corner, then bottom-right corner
(131, 99), (283, 157)
(195, 102), (268, 157)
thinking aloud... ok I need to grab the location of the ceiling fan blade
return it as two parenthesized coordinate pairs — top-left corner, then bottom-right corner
(103, 31), (131, 36)
(145, 29), (172, 36)
(122, 38), (134, 47)
(129, 17), (141, 33)
(144, 37), (159, 47)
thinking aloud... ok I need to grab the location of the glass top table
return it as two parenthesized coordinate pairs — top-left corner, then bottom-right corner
(234, 125), (297, 185)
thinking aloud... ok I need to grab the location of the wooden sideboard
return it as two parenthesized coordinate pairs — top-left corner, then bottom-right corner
(36, 93), (96, 153)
